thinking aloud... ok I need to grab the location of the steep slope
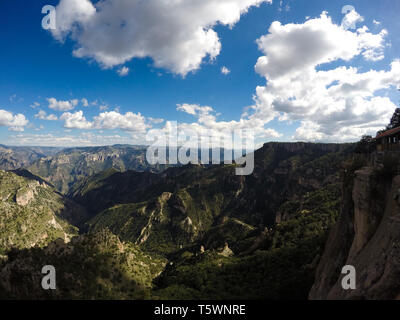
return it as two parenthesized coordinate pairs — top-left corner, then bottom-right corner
(68, 168), (162, 219)
(81, 143), (353, 256)
(27, 145), (168, 193)
(0, 181), (340, 300)
(0, 230), (166, 299)
(0, 142), (351, 300)
(0, 145), (61, 171)
(153, 183), (341, 299)
(0, 170), (87, 255)
(87, 164), (242, 254)
(309, 156), (400, 299)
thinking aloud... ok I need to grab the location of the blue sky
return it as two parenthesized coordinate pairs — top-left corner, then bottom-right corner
(0, 0), (399, 147)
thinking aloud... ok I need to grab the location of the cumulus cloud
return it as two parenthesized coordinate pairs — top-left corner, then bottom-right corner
(255, 12), (387, 79)
(47, 97), (79, 111)
(250, 11), (400, 142)
(35, 110), (58, 121)
(60, 110), (150, 132)
(50, 0), (271, 75)
(0, 109), (29, 132)
(177, 103), (214, 116)
(60, 110), (92, 129)
(341, 8), (364, 30)
(93, 111), (149, 131)
(175, 103), (282, 145)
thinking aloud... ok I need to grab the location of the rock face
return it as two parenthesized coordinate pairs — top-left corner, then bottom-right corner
(309, 166), (400, 300)
(15, 186), (36, 206)
(79, 142), (352, 256)
(27, 145), (169, 193)
(0, 170), (87, 253)
(218, 243), (234, 257)
(0, 145), (60, 171)
(0, 142), (350, 300)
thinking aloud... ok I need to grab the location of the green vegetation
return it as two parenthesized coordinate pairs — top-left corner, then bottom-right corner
(0, 142), (351, 300)
(28, 145), (169, 193)
(153, 184), (340, 300)
(0, 230), (166, 299)
(0, 170), (79, 254)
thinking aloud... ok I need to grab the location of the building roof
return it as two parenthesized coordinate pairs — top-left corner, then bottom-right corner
(376, 126), (400, 139)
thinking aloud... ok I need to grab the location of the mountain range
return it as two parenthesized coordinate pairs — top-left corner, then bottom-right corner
(1, 141), (399, 299)
(0, 145), (61, 171)
(0, 142), (356, 299)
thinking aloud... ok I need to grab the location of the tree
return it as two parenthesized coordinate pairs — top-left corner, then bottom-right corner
(354, 135), (374, 154)
(387, 108), (400, 130)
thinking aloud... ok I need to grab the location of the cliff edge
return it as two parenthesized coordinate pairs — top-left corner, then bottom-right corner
(310, 162), (400, 299)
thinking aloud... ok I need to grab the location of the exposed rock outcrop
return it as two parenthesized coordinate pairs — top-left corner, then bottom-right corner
(15, 187), (35, 206)
(218, 242), (234, 257)
(0, 170), (85, 252)
(310, 166), (400, 299)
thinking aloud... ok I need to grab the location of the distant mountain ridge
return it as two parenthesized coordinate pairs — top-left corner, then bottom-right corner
(0, 145), (62, 171)
(27, 145), (169, 193)
(70, 142), (354, 254)
(24, 145), (241, 194)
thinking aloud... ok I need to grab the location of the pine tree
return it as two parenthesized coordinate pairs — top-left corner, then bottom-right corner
(355, 135), (374, 154)
(387, 108), (400, 130)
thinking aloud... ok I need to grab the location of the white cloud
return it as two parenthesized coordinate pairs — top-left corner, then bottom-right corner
(148, 117), (164, 124)
(81, 98), (89, 107)
(221, 66), (231, 75)
(51, 0), (271, 76)
(60, 110), (92, 129)
(250, 11), (400, 142)
(60, 110), (150, 132)
(51, 0), (96, 40)
(373, 19), (381, 26)
(117, 66), (130, 77)
(177, 103), (214, 116)
(93, 111), (149, 131)
(30, 102), (40, 109)
(47, 97), (79, 111)
(35, 110), (58, 121)
(254, 12), (387, 79)
(358, 27), (387, 61)
(175, 103), (282, 146)
(341, 9), (364, 30)
(278, 0), (290, 12)
(0, 109), (29, 132)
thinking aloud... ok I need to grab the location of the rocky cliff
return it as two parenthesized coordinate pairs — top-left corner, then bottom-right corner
(27, 145), (169, 194)
(0, 170), (88, 255)
(0, 145), (60, 171)
(310, 160), (400, 299)
(0, 142), (355, 299)
(78, 142), (352, 257)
